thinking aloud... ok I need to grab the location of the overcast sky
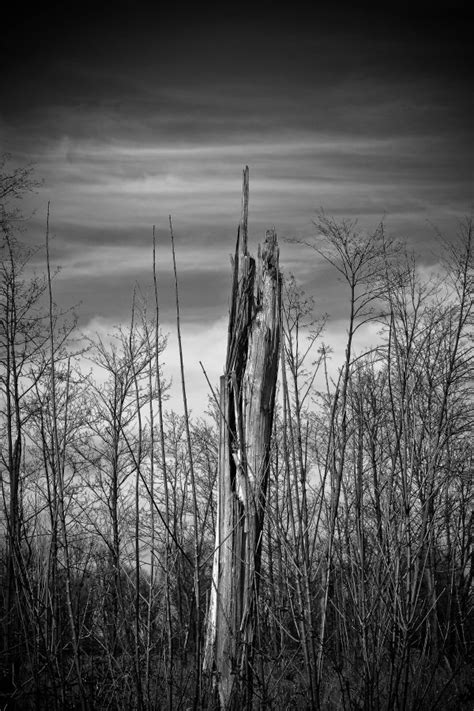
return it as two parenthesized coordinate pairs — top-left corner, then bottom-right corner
(2, 3), (472, 413)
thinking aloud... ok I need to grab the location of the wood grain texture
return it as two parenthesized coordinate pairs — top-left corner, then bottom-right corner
(204, 168), (281, 709)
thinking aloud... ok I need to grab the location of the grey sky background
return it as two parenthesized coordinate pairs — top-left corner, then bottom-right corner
(2, 3), (472, 413)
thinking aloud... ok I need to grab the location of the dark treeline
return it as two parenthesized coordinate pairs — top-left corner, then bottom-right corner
(1, 161), (472, 709)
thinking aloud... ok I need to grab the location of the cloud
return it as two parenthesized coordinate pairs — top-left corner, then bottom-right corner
(2, 6), (471, 421)
(15, 127), (470, 249)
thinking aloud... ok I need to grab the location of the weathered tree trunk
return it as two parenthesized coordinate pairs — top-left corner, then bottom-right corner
(204, 167), (281, 709)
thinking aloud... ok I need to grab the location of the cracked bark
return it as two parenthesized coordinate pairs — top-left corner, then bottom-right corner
(203, 167), (281, 709)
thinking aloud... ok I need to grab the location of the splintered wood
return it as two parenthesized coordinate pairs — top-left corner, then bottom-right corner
(203, 166), (281, 709)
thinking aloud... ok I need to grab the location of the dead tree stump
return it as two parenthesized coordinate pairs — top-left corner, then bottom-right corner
(204, 167), (281, 709)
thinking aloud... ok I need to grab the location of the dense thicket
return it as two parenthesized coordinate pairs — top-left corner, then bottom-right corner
(1, 164), (472, 709)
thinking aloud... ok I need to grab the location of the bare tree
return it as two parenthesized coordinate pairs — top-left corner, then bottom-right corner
(0, 161), (49, 707)
(204, 168), (282, 709)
